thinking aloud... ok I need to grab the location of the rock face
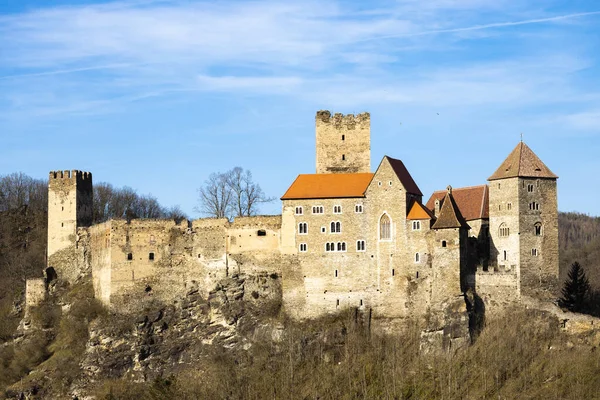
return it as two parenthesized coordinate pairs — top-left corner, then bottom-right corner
(79, 272), (282, 388)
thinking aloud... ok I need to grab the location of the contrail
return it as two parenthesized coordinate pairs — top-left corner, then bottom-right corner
(357, 10), (600, 42)
(0, 63), (133, 81)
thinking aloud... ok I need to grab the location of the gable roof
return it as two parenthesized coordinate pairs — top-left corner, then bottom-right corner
(407, 200), (436, 220)
(425, 185), (489, 221)
(281, 173), (374, 200)
(488, 142), (558, 181)
(385, 156), (423, 196)
(431, 188), (470, 230)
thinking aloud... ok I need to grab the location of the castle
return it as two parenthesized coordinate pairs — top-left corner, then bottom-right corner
(27, 110), (559, 321)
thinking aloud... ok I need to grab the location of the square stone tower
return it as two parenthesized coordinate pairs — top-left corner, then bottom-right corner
(488, 142), (558, 297)
(315, 110), (370, 174)
(47, 170), (93, 282)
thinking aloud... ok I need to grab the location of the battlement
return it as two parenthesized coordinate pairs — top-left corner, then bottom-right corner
(316, 110), (370, 128)
(49, 170), (92, 181)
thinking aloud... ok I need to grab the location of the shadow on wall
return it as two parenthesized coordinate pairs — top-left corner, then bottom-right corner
(465, 288), (486, 343)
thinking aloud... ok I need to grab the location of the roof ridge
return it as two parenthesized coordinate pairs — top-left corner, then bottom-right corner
(431, 184), (487, 193)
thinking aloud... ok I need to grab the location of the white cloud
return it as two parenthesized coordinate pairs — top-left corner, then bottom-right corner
(0, 0), (598, 118)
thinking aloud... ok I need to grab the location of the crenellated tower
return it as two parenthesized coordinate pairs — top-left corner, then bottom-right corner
(47, 170), (93, 282)
(488, 142), (558, 297)
(315, 110), (370, 174)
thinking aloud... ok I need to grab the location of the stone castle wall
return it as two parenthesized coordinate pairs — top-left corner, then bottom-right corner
(316, 111), (370, 174)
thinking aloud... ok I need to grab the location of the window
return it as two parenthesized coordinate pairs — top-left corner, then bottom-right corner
(326, 242), (336, 252)
(498, 204), (501, 211)
(312, 206), (324, 214)
(529, 202), (540, 211)
(341, 135), (345, 141)
(326, 242), (345, 252)
(503, 250), (508, 261)
(527, 184), (534, 193)
(534, 223), (542, 236)
(378, 181), (382, 186)
(531, 248), (538, 256)
(330, 221), (341, 233)
(412, 221), (421, 231)
(321, 226), (326, 233)
(298, 222), (308, 234)
(336, 242), (346, 252)
(415, 253), (420, 263)
(380, 214), (391, 240)
(333, 205), (342, 214)
(149, 252), (155, 261)
(499, 223), (509, 237)
(335, 269), (338, 277)
(507, 203), (512, 210)
(356, 240), (366, 251)
(441, 240), (447, 248)
(391, 269), (395, 276)
(299, 243), (307, 252)
(127, 253), (133, 261)
(355, 204), (363, 213)
(389, 181), (392, 186)
(342, 154), (345, 160)
(295, 206), (303, 215)
(257, 229), (266, 236)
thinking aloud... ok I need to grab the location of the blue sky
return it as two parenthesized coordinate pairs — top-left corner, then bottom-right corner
(1, 0), (599, 217)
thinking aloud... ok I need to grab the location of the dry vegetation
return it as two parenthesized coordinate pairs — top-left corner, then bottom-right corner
(91, 309), (600, 400)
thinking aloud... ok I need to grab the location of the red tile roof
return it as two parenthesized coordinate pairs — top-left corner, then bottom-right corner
(385, 156), (423, 196)
(281, 173), (374, 200)
(431, 190), (470, 230)
(425, 185), (489, 221)
(488, 142), (558, 181)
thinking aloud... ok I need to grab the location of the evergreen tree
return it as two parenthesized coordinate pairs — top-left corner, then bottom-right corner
(559, 262), (591, 312)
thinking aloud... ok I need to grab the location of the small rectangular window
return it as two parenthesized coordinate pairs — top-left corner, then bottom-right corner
(149, 252), (155, 261)
(531, 248), (538, 256)
(312, 206), (324, 214)
(299, 243), (307, 252)
(333, 205), (342, 214)
(295, 206), (303, 215)
(257, 229), (267, 236)
(335, 269), (338, 277)
(412, 221), (421, 231)
(127, 253), (133, 261)
(415, 253), (420, 263)
(355, 204), (363, 213)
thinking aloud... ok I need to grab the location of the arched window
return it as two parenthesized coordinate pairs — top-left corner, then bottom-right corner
(330, 221), (341, 233)
(380, 214), (391, 240)
(298, 222), (307, 234)
(499, 223), (509, 237)
(337, 242), (342, 251)
(534, 222), (542, 236)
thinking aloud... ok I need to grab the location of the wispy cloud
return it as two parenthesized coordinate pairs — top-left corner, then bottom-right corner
(0, 0), (599, 118)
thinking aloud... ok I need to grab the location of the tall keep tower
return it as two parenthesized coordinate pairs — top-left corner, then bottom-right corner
(488, 142), (558, 297)
(47, 170), (93, 282)
(316, 110), (370, 174)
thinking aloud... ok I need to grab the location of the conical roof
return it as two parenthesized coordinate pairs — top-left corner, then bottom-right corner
(488, 142), (557, 181)
(432, 187), (470, 230)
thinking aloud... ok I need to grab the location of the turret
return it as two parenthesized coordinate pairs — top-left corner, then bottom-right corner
(315, 110), (371, 174)
(47, 170), (93, 282)
(488, 142), (558, 297)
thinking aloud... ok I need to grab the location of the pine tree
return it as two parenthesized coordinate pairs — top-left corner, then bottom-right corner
(559, 262), (591, 312)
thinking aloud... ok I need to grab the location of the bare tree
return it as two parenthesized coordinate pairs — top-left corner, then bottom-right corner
(196, 167), (273, 219)
(226, 167), (274, 218)
(196, 172), (233, 219)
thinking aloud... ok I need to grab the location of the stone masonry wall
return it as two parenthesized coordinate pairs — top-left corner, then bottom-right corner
(518, 178), (559, 296)
(316, 111), (370, 174)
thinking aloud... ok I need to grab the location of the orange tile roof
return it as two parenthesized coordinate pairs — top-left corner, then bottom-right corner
(407, 200), (436, 220)
(281, 173), (374, 200)
(488, 142), (558, 181)
(426, 185), (489, 221)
